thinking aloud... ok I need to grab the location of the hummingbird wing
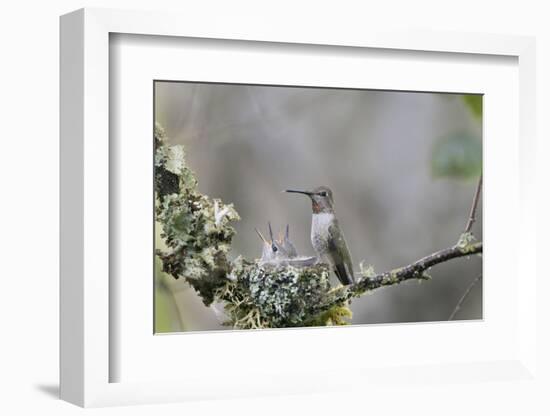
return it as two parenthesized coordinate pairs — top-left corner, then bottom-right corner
(328, 221), (355, 285)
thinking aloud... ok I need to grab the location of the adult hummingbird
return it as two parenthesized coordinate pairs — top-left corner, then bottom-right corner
(285, 186), (355, 286)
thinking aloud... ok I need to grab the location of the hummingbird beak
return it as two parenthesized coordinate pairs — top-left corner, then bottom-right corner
(254, 227), (268, 244)
(285, 189), (314, 196)
(268, 222), (278, 252)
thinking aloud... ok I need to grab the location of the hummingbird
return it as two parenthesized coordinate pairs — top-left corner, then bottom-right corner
(278, 224), (298, 258)
(254, 222), (316, 267)
(286, 186), (355, 286)
(255, 222), (294, 264)
(267, 222), (289, 260)
(255, 226), (276, 263)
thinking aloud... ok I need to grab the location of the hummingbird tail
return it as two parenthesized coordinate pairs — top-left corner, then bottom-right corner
(334, 262), (355, 286)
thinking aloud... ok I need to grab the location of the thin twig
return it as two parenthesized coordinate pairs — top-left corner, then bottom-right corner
(448, 274), (482, 320)
(464, 175), (483, 233)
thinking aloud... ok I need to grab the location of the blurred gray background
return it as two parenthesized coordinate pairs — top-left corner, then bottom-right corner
(154, 81), (482, 332)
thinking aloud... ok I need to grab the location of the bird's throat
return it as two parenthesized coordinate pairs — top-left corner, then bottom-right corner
(312, 201), (332, 214)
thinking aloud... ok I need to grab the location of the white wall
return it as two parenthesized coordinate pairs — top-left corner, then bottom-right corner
(1, 1), (548, 414)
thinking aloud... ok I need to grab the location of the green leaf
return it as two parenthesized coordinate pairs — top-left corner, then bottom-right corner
(463, 95), (482, 120)
(431, 133), (482, 180)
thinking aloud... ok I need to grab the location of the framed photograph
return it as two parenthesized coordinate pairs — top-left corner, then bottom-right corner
(152, 80), (484, 333)
(60, 8), (537, 407)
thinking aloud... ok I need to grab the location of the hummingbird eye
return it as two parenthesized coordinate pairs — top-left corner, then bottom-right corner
(319, 191), (327, 197)
(272, 245), (278, 252)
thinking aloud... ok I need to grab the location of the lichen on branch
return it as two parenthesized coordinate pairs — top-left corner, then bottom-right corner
(155, 123), (240, 305)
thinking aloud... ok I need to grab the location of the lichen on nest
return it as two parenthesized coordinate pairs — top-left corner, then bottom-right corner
(218, 258), (343, 329)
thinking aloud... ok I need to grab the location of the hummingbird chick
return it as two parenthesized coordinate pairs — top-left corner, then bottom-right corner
(286, 186), (355, 286)
(255, 222), (291, 264)
(278, 224), (298, 258)
(255, 223), (309, 266)
(268, 222), (290, 260)
(254, 227), (275, 263)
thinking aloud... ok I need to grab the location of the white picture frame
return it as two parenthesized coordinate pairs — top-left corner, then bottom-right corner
(60, 8), (537, 407)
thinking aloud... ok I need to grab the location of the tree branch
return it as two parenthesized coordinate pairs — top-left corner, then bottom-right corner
(320, 241), (482, 310)
(464, 175), (482, 233)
